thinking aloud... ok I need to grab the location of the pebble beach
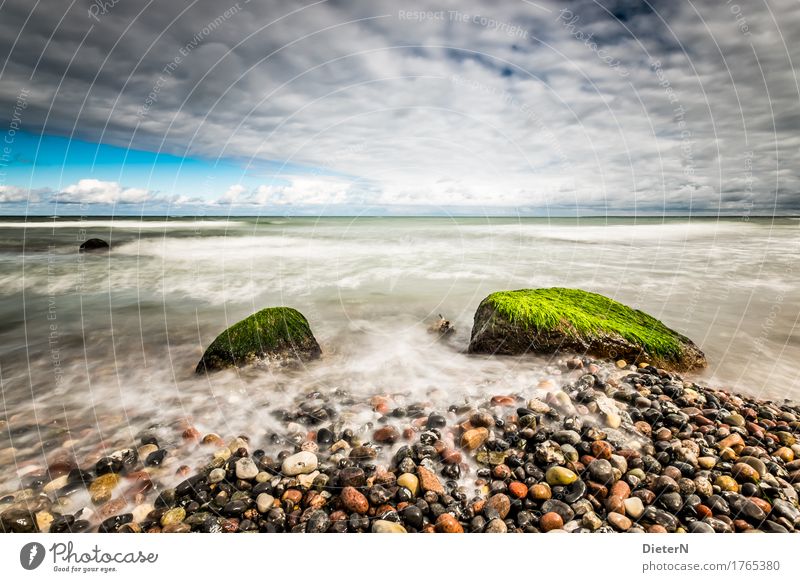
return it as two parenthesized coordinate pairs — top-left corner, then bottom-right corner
(3, 356), (800, 534)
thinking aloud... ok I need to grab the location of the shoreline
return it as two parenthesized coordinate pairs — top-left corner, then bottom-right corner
(2, 355), (800, 533)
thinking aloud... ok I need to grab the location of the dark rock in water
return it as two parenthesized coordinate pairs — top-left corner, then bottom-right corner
(429, 314), (454, 336)
(79, 238), (110, 253)
(97, 514), (132, 533)
(426, 413), (447, 429)
(468, 288), (706, 371)
(49, 514), (76, 533)
(196, 307), (321, 373)
(96, 456), (123, 476)
(145, 449), (167, 467)
(0, 508), (38, 532)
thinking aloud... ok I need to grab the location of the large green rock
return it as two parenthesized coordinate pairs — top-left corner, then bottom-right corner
(468, 288), (706, 371)
(196, 307), (321, 373)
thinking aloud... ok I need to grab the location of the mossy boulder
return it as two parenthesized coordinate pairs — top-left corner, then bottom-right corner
(468, 288), (706, 371)
(196, 307), (321, 374)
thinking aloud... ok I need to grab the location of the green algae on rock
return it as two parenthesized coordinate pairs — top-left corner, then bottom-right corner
(196, 307), (321, 373)
(468, 288), (706, 371)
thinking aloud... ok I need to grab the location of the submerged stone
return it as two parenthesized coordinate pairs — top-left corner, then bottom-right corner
(79, 238), (110, 253)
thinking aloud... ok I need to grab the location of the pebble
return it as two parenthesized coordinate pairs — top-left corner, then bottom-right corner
(160, 507), (186, 527)
(508, 481), (528, 499)
(529, 483), (552, 500)
(281, 451), (318, 476)
(623, 497), (645, 519)
(43, 475), (69, 494)
(731, 462), (760, 484)
(235, 457), (259, 480)
(373, 426), (400, 444)
(256, 493), (275, 513)
(581, 511), (602, 531)
(132, 503), (154, 523)
(89, 473), (120, 504)
(698, 456), (717, 469)
(485, 493), (511, 519)
(545, 466), (578, 486)
(461, 427), (489, 450)
(587, 459), (615, 484)
(397, 473), (419, 496)
(340, 487), (369, 514)
(372, 520), (407, 533)
(208, 468), (226, 483)
(137, 444), (159, 460)
(417, 466), (445, 495)
(435, 513), (464, 533)
(540, 512), (564, 532)
(608, 512), (632, 531)
(35, 511), (54, 532)
(715, 475), (739, 492)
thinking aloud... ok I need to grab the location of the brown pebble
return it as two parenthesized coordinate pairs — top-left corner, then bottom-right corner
(373, 426), (400, 444)
(528, 483), (551, 501)
(591, 441), (613, 459)
(492, 464), (512, 480)
(417, 466), (445, 495)
(461, 427), (489, 451)
(282, 489), (302, 506)
(605, 494), (625, 514)
(435, 513), (464, 533)
(490, 396), (515, 407)
(508, 481), (528, 499)
(182, 427), (201, 442)
(485, 493), (511, 519)
(610, 481), (630, 499)
(540, 511), (564, 532)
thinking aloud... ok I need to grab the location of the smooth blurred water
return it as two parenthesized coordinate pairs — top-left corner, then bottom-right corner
(0, 216), (798, 484)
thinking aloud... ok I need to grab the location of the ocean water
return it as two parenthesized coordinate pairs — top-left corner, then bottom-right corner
(0, 216), (798, 492)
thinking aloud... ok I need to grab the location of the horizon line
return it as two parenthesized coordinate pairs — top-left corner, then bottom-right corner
(0, 213), (797, 219)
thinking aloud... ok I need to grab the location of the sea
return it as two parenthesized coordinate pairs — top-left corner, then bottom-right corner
(0, 216), (798, 492)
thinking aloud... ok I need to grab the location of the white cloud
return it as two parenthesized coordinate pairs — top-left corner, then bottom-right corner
(217, 184), (248, 204)
(216, 177), (355, 207)
(57, 179), (152, 204)
(0, 185), (40, 203)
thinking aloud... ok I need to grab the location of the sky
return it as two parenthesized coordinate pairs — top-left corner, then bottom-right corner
(0, 0), (798, 216)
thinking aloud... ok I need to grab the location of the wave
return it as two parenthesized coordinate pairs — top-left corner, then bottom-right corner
(466, 221), (759, 243)
(0, 220), (244, 229)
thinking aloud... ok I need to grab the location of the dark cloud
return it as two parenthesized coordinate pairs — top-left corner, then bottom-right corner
(0, 0), (798, 213)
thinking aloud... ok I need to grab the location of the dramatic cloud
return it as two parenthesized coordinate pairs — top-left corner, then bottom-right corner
(57, 179), (151, 204)
(0, 0), (798, 213)
(0, 185), (39, 203)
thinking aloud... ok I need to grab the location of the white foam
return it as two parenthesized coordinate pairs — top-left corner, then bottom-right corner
(0, 220), (243, 229)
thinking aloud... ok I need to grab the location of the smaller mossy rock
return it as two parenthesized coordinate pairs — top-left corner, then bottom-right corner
(196, 307), (321, 373)
(468, 288), (706, 371)
(79, 238), (110, 253)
